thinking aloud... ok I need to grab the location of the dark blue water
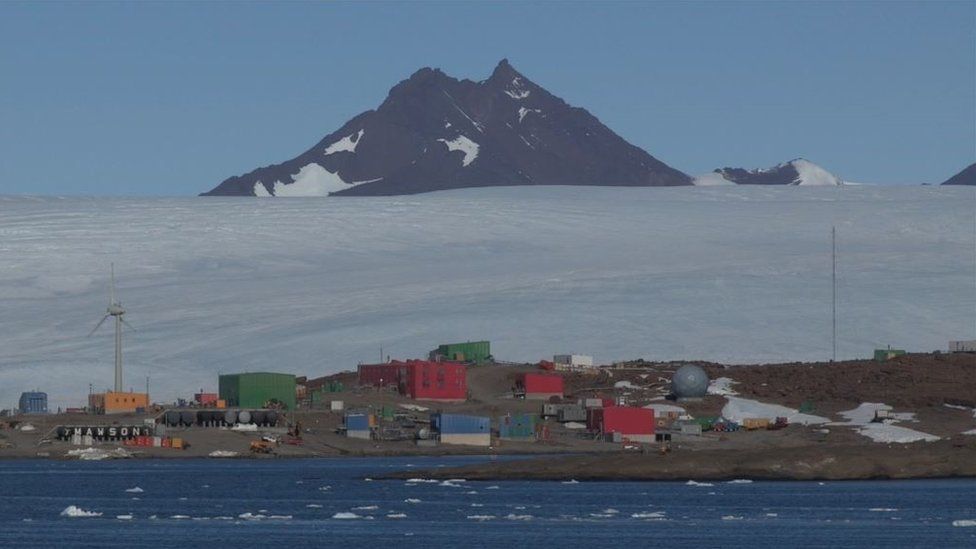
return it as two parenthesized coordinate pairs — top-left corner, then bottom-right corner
(0, 457), (973, 548)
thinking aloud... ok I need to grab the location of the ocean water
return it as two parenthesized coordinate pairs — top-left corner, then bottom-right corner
(0, 457), (973, 548)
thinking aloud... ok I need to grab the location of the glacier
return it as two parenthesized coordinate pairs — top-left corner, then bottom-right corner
(0, 185), (973, 408)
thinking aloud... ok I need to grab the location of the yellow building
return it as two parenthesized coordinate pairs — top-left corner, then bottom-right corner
(88, 392), (149, 414)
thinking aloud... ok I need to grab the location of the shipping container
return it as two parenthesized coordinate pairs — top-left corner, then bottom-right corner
(194, 392), (218, 406)
(743, 418), (771, 430)
(516, 373), (564, 399)
(587, 406), (655, 436)
(583, 398), (603, 409)
(498, 413), (537, 439)
(431, 413), (490, 434)
(171, 437), (184, 449)
(432, 341), (491, 364)
(219, 372), (296, 410)
(347, 430), (371, 440)
(345, 413), (372, 431)
(18, 391), (48, 414)
(679, 422), (703, 436)
(556, 406), (587, 422)
(330, 400), (344, 412)
(440, 433), (491, 447)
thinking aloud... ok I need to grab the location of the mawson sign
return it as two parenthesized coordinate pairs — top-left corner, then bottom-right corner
(57, 425), (153, 440)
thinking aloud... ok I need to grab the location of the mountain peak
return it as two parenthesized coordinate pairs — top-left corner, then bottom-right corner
(202, 60), (691, 197)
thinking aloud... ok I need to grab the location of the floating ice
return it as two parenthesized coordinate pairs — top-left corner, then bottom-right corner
(306, 504), (323, 509)
(505, 514), (532, 521)
(332, 512), (361, 520)
(722, 515), (745, 520)
(953, 519), (976, 527)
(561, 479), (580, 484)
(124, 487), (144, 493)
(686, 481), (714, 487)
(467, 515), (496, 521)
(727, 479), (753, 484)
(404, 498), (422, 503)
(869, 508), (898, 512)
(115, 514), (133, 520)
(386, 513), (407, 519)
(60, 506), (102, 518)
(631, 511), (667, 519)
(352, 505), (379, 511)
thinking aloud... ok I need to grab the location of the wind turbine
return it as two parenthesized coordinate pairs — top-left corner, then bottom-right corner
(89, 264), (134, 392)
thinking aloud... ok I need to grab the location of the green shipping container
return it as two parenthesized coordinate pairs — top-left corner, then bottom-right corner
(874, 349), (906, 362)
(436, 341), (491, 364)
(498, 413), (537, 439)
(219, 372), (297, 410)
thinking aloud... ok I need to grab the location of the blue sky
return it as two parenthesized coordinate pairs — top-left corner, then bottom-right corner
(0, 1), (973, 195)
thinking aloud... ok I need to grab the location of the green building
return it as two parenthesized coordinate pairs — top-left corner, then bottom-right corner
(433, 341), (491, 364)
(219, 372), (296, 410)
(874, 348), (906, 362)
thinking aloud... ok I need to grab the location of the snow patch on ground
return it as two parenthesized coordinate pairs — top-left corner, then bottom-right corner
(66, 447), (132, 461)
(708, 377), (739, 396)
(18, 423), (35, 431)
(324, 130), (364, 155)
(722, 396), (829, 425)
(563, 422), (586, 429)
(833, 403), (939, 443)
(614, 380), (638, 389)
(208, 450), (238, 458)
(643, 403), (686, 414)
(399, 404), (429, 412)
(437, 136), (480, 167)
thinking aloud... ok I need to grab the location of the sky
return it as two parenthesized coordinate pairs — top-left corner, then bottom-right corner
(0, 1), (973, 196)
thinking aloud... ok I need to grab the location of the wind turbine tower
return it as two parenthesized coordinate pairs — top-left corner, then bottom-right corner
(90, 264), (133, 392)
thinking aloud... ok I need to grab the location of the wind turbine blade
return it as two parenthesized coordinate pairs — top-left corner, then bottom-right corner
(120, 319), (136, 331)
(88, 315), (110, 337)
(110, 263), (116, 305)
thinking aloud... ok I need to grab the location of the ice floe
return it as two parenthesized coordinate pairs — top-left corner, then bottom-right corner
(124, 487), (144, 493)
(332, 512), (361, 520)
(60, 506), (102, 518)
(953, 519), (976, 527)
(386, 513), (407, 519)
(686, 480), (714, 487)
(467, 515), (496, 521)
(404, 498), (422, 503)
(727, 479), (753, 484)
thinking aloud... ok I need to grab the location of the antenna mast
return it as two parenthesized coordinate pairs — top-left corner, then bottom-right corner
(832, 226), (836, 362)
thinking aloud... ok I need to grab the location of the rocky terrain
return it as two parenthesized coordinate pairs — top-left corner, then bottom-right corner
(941, 162), (976, 185)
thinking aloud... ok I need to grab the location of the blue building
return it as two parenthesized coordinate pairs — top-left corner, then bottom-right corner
(18, 392), (48, 414)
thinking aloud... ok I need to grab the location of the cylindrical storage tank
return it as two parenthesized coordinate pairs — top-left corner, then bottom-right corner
(223, 410), (238, 425)
(166, 411), (181, 426)
(238, 410), (252, 424)
(671, 364), (709, 400)
(265, 411), (278, 426)
(251, 410), (267, 426)
(180, 411), (196, 426)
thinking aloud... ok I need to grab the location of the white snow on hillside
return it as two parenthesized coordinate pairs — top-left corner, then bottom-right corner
(0, 185), (972, 408)
(721, 396), (829, 425)
(324, 130), (364, 155)
(271, 163), (351, 196)
(253, 182), (272, 197)
(792, 159), (843, 186)
(437, 136), (480, 167)
(505, 77), (531, 100)
(693, 173), (736, 186)
(518, 107), (541, 123)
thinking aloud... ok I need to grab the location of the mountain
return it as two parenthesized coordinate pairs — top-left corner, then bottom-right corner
(941, 163), (976, 185)
(695, 159), (843, 186)
(202, 59), (691, 197)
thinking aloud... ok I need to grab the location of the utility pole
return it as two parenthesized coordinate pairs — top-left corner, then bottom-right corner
(832, 225), (837, 362)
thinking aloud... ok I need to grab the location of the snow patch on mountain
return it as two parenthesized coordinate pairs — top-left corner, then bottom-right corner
(504, 77), (531, 100)
(272, 164), (351, 197)
(518, 107), (541, 123)
(253, 182), (272, 197)
(324, 130), (364, 155)
(792, 159), (842, 186)
(438, 136), (480, 167)
(693, 173), (736, 186)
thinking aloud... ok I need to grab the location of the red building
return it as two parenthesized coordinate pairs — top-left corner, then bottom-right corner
(516, 373), (564, 399)
(357, 362), (401, 388)
(587, 406), (655, 443)
(194, 392), (218, 406)
(358, 360), (467, 402)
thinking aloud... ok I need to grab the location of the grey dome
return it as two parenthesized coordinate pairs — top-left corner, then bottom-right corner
(672, 364), (709, 399)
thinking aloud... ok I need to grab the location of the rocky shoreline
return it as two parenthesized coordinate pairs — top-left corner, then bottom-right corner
(381, 438), (976, 482)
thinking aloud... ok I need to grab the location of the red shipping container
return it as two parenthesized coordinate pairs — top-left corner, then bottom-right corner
(587, 406), (655, 435)
(161, 437), (172, 448)
(195, 392), (218, 406)
(601, 398), (616, 408)
(517, 373), (564, 397)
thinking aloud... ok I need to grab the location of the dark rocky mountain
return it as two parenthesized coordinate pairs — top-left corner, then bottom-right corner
(696, 158), (842, 186)
(202, 59), (690, 197)
(941, 163), (976, 185)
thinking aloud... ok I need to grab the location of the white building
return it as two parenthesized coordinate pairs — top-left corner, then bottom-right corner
(949, 340), (976, 353)
(553, 354), (594, 370)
